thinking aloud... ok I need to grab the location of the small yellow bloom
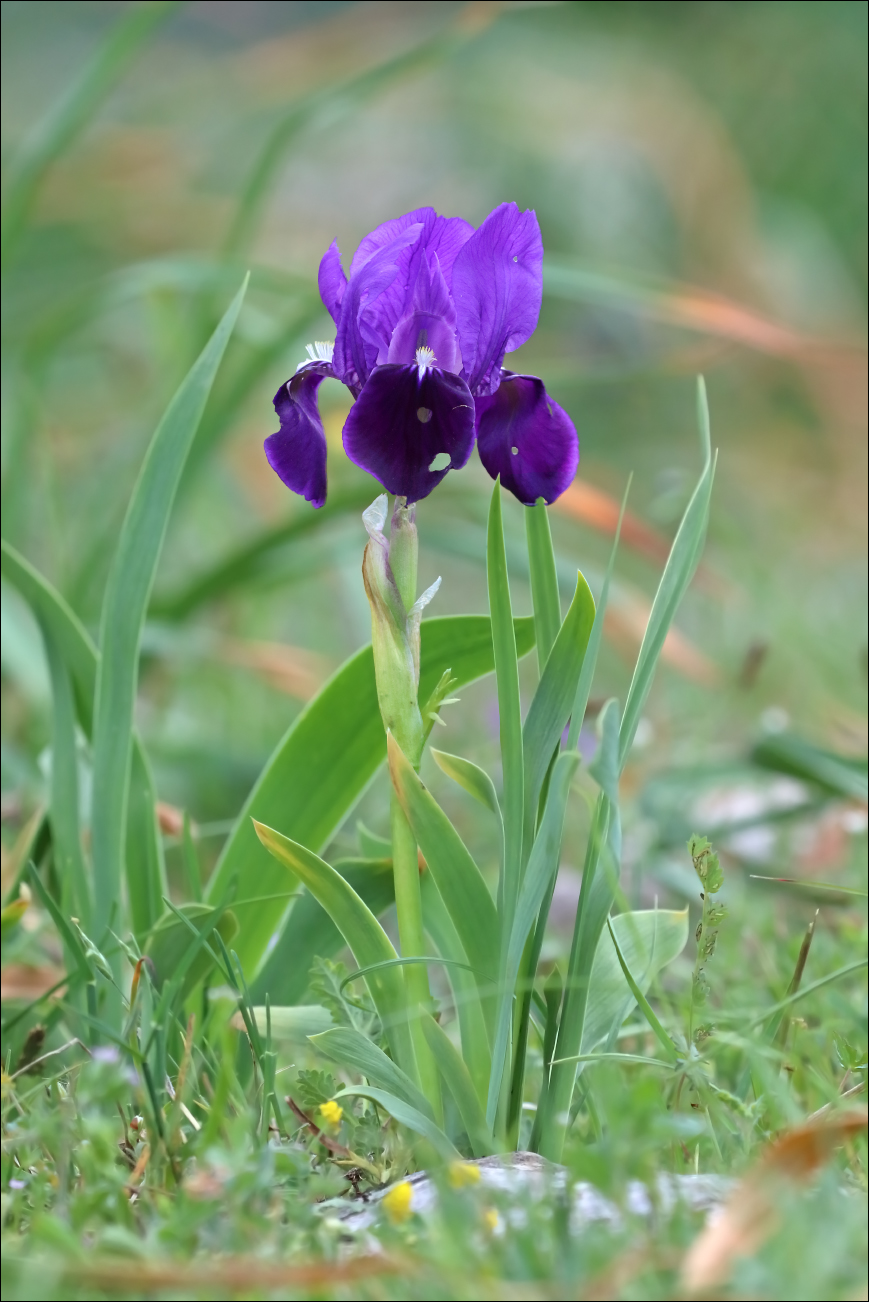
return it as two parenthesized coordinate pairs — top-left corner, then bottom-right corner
(482, 1207), (500, 1233)
(382, 1180), (413, 1225)
(318, 1099), (343, 1130)
(448, 1161), (481, 1189)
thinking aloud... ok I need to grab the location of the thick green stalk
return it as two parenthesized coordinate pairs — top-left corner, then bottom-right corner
(391, 793), (442, 1121)
(362, 494), (441, 1120)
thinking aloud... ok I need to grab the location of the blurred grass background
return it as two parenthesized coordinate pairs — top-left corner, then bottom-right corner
(2, 0), (866, 925)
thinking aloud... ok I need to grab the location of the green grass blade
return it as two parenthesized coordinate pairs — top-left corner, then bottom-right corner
(310, 1026), (432, 1118)
(1, 541), (96, 731)
(334, 1085), (460, 1162)
(1, 1), (180, 267)
(487, 752), (579, 1129)
(523, 573), (595, 834)
(42, 627), (91, 928)
(550, 1052), (677, 1069)
(525, 500), (562, 673)
(751, 733), (868, 802)
(388, 735), (500, 997)
(251, 821), (415, 1078)
(207, 615), (535, 975)
(536, 796), (618, 1161)
(566, 481), (630, 751)
(420, 1013), (495, 1156)
(421, 875), (492, 1105)
(27, 863), (92, 987)
(606, 919), (681, 1064)
(125, 741), (166, 941)
(487, 481), (524, 926)
(619, 380), (715, 767)
(90, 281), (246, 946)
(251, 859), (394, 1004)
(581, 908), (688, 1054)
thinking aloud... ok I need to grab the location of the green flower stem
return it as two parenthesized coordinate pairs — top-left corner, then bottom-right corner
(391, 791), (442, 1123)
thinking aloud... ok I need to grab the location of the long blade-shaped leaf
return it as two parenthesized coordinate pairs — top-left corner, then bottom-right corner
(522, 573), (595, 834)
(207, 615), (534, 975)
(42, 627), (91, 928)
(487, 751), (579, 1127)
(566, 481), (630, 751)
(2, 541), (167, 936)
(420, 874), (492, 1104)
(1, 541), (96, 731)
(388, 735), (499, 1000)
(487, 482), (524, 926)
(420, 1013), (494, 1156)
(525, 500), (561, 673)
(581, 910), (688, 1053)
(310, 1026), (432, 1118)
(252, 822), (415, 1078)
(252, 858), (395, 1004)
(90, 281), (246, 945)
(619, 379), (715, 766)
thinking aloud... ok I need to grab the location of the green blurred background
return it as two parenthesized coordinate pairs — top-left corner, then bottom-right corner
(2, 0), (866, 924)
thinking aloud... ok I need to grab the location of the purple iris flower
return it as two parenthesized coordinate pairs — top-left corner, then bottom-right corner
(264, 203), (579, 509)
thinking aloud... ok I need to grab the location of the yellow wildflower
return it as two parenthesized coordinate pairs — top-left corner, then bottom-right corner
(483, 1207), (500, 1233)
(382, 1180), (413, 1224)
(448, 1161), (481, 1189)
(318, 1099), (343, 1130)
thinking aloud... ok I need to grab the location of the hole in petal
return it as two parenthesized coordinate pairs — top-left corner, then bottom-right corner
(417, 407), (433, 424)
(512, 255), (518, 263)
(511, 446), (519, 456)
(429, 452), (451, 472)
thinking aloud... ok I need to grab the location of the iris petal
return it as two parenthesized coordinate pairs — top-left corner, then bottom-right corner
(333, 224), (423, 391)
(318, 241), (347, 326)
(352, 209), (474, 364)
(264, 363), (331, 508)
(343, 364), (476, 503)
(452, 203), (543, 396)
(475, 372), (579, 506)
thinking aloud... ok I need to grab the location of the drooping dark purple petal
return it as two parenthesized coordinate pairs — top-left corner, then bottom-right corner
(333, 224), (423, 391)
(318, 241), (347, 326)
(452, 203), (543, 396)
(387, 251), (459, 372)
(352, 209), (474, 364)
(475, 372), (578, 506)
(264, 362), (332, 508)
(342, 364), (475, 503)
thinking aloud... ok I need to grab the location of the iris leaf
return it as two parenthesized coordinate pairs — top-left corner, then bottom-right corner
(251, 821), (416, 1079)
(419, 1013), (494, 1156)
(310, 1026), (432, 1118)
(207, 615), (535, 976)
(90, 281), (246, 950)
(487, 481), (524, 926)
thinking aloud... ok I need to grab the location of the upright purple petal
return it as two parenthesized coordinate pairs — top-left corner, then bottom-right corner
(352, 209), (474, 365)
(387, 251), (460, 372)
(452, 203), (543, 396)
(475, 372), (578, 506)
(332, 224), (423, 391)
(264, 363), (332, 508)
(342, 365), (475, 503)
(318, 241), (347, 326)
